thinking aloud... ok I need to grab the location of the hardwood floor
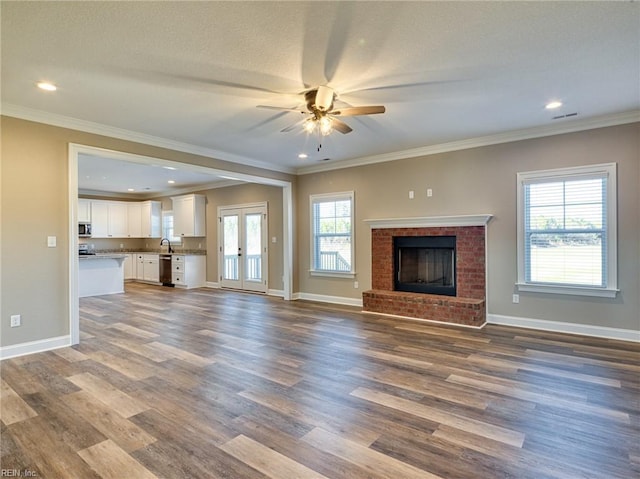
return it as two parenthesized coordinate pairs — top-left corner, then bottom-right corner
(2, 282), (639, 478)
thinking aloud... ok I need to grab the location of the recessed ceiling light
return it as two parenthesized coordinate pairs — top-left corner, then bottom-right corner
(167, 180), (175, 184)
(162, 166), (177, 170)
(127, 188), (135, 192)
(545, 101), (563, 110)
(298, 153), (308, 159)
(37, 82), (57, 91)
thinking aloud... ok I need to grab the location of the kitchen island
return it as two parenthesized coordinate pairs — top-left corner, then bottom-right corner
(79, 254), (126, 297)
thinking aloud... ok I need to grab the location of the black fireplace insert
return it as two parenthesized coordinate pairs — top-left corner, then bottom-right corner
(393, 235), (456, 296)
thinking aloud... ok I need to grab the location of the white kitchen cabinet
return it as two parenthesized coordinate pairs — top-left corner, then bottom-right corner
(142, 254), (159, 283)
(78, 199), (91, 223)
(91, 201), (128, 238)
(141, 201), (162, 238)
(123, 253), (136, 280)
(172, 254), (206, 289)
(172, 194), (205, 237)
(127, 202), (142, 238)
(135, 254), (145, 280)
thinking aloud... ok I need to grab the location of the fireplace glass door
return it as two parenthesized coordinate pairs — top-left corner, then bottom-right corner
(394, 236), (456, 296)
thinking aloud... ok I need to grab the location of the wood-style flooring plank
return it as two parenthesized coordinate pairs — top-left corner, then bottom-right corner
(67, 372), (149, 418)
(2, 283), (637, 479)
(302, 427), (444, 479)
(0, 380), (38, 426)
(78, 439), (158, 479)
(350, 386), (525, 447)
(220, 434), (330, 479)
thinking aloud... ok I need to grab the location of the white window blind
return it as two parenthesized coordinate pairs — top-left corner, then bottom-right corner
(517, 163), (617, 298)
(310, 192), (355, 275)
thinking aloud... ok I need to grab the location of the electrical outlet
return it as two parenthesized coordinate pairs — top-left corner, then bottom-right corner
(10, 314), (21, 327)
(409, 190), (414, 199)
(427, 188), (433, 197)
(354, 281), (359, 289)
(512, 294), (520, 304)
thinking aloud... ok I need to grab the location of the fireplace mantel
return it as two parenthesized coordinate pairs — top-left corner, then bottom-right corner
(364, 214), (492, 229)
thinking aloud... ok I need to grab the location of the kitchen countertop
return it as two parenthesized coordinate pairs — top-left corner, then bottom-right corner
(79, 253), (127, 260)
(94, 249), (207, 255)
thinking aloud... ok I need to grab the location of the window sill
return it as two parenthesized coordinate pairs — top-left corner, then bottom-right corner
(310, 270), (356, 279)
(516, 283), (619, 298)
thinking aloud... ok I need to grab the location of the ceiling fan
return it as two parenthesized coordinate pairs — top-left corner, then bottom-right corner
(257, 85), (385, 136)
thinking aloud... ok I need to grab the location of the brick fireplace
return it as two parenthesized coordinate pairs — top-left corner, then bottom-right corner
(363, 215), (492, 327)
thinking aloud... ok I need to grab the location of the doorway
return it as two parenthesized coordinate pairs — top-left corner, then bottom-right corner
(219, 203), (268, 293)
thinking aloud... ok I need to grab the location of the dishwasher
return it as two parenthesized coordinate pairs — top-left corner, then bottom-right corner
(159, 254), (174, 287)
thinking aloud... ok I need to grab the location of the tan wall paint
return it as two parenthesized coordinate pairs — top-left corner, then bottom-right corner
(296, 123), (640, 331)
(1, 115), (637, 349)
(1, 116), (294, 347)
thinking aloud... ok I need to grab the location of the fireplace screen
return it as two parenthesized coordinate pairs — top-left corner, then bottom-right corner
(394, 236), (456, 296)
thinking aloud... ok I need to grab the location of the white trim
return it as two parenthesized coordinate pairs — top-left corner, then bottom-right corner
(298, 110), (640, 175)
(362, 310), (486, 330)
(296, 292), (363, 308)
(3, 103), (295, 174)
(364, 215), (493, 229)
(205, 281), (221, 289)
(268, 288), (285, 298)
(488, 314), (640, 342)
(310, 191), (356, 276)
(0, 335), (71, 360)
(69, 145), (81, 345)
(516, 162), (617, 297)
(516, 283), (619, 298)
(5, 103), (638, 178)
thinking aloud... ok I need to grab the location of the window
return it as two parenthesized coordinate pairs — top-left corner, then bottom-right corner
(161, 211), (182, 245)
(516, 163), (617, 297)
(310, 192), (355, 277)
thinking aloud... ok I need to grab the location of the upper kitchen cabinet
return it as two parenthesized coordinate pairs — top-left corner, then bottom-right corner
(141, 201), (162, 238)
(91, 200), (128, 238)
(78, 199), (91, 223)
(126, 201), (161, 238)
(172, 194), (205, 237)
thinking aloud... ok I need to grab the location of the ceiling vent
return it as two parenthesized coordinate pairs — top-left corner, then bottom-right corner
(552, 112), (578, 120)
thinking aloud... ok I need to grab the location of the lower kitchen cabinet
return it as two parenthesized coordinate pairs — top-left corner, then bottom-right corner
(123, 253), (136, 280)
(172, 254), (206, 289)
(143, 254), (159, 283)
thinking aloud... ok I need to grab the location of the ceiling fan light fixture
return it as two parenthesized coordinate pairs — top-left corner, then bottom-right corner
(303, 118), (316, 133)
(319, 116), (333, 136)
(315, 86), (334, 111)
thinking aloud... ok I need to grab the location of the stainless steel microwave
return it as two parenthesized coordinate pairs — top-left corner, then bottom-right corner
(78, 222), (92, 237)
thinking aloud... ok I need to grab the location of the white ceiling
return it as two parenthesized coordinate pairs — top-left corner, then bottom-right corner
(2, 1), (639, 189)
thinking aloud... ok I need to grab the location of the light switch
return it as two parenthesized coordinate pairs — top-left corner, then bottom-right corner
(409, 190), (414, 199)
(47, 236), (57, 247)
(272, 236), (277, 243)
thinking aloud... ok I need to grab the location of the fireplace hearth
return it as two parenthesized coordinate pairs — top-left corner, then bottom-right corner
(394, 236), (456, 296)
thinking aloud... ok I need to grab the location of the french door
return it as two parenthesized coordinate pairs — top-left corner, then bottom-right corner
(218, 203), (268, 293)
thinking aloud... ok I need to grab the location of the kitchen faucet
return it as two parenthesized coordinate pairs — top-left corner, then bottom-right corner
(160, 238), (174, 253)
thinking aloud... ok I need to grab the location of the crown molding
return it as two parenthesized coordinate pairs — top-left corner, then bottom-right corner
(1, 103), (296, 175)
(3, 103), (637, 178)
(297, 110), (640, 175)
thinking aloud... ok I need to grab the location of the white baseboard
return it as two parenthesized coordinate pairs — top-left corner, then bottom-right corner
(295, 292), (363, 307)
(205, 281), (220, 289)
(488, 314), (640, 342)
(0, 335), (71, 360)
(268, 289), (284, 298)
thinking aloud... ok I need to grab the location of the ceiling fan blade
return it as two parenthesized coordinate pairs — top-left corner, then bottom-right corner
(331, 118), (352, 134)
(257, 105), (306, 113)
(280, 122), (302, 133)
(331, 105), (386, 117)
